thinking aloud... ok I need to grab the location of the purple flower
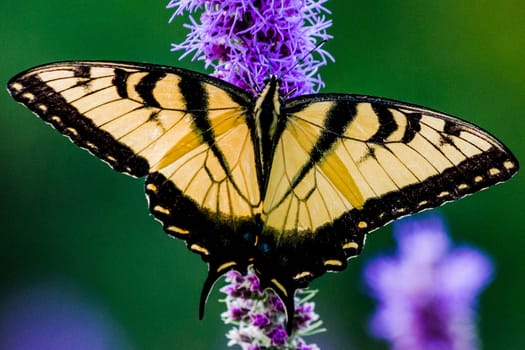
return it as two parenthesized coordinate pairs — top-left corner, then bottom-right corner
(167, 0), (333, 96)
(251, 313), (271, 328)
(364, 214), (493, 350)
(220, 269), (324, 349)
(0, 282), (131, 350)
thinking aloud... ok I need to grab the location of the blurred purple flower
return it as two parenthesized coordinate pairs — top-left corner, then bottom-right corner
(0, 282), (132, 350)
(220, 269), (324, 349)
(167, 0), (333, 96)
(364, 214), (493, 350)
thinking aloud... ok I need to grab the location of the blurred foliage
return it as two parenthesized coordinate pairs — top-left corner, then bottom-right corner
(1, 1), (523, 349)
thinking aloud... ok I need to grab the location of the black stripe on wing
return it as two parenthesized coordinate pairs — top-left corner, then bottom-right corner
(369, 104), (398, 143)
(136, 71), (165, 107)
(178, 76), (231, 174)
(278, 100), (358, 204)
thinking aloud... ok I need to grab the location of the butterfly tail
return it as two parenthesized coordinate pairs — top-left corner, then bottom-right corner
(199, 260), (242, 320)
(263, 277), (297, 335)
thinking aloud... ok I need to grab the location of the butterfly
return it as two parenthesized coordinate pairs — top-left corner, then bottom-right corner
(8, 61), (518, 331)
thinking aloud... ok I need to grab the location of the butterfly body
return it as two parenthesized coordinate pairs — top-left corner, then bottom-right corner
(8, 61), (518, 331)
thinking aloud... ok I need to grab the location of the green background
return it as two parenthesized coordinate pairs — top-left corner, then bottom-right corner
(1, 1), (524, 349)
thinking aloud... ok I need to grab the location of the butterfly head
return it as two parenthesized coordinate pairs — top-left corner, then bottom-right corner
(261, 75), (282, 94)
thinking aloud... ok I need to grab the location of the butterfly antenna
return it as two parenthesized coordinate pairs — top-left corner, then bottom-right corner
(236, 65), (260, 96)
(278, 39), (328, 97)
(255, 46), (275, 94)
(285, 39), (328, 77)
(251, 73), (263, 95)
(302, 40), (328, 64)
(283, 87), (298, 100)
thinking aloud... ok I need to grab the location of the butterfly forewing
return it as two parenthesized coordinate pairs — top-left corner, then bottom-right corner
(8, 61), (260, 222)
(263, 95), (518, 248)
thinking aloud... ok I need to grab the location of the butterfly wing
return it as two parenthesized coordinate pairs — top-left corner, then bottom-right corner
(260, 94), (518, 285)
(8, 61), (262, 276)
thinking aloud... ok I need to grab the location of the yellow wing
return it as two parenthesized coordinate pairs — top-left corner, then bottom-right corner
(8, 61), (261, 225)
(263, 94), (518, 262)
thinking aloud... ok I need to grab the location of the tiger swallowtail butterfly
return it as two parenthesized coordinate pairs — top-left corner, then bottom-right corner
(8, 61), (519, 331)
